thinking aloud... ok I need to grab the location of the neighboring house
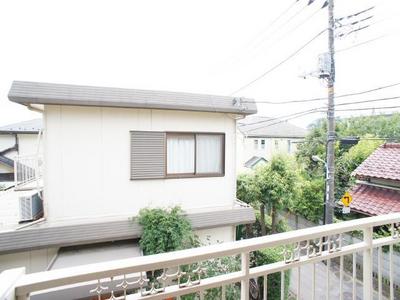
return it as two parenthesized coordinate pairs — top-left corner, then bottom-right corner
(350, 143), (400, 216)
(237, 116), (307, 172)
(0, 81), (257, 279)
(0, 119), (42, 183)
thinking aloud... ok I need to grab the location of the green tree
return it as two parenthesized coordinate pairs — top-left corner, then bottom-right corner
(137, 206), (199, 255)
(237, 172), (266, 236)
(255, 155), (297, 233)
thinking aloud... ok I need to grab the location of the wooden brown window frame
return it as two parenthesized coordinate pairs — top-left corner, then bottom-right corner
(165, 132), (225, 179)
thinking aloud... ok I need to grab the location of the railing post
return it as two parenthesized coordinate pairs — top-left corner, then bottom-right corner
(363, 227), (373, 300)
(0, 267), (26, 300)
(241, 252), (249, 300)
(14, 158), (18, 187)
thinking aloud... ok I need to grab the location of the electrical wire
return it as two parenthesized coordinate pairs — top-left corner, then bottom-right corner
(335, 105), (400, 112)
(251, 2), (312, 51)
(336, 15), (374, 29)
(337, 24), (371, 38)
(335, 96), (400, 107)
(240, 107), (325, 132)
(249, 0), (300, 45)
(242, 81), (400, 104)
(335, 35), (386, 53)
(336, 6), (375, 22)
(230, 28), (327, 95)
(244, 111), (324, 132)
(240, 107), (324, 127)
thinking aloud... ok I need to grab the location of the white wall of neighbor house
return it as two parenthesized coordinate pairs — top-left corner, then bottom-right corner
(44, 105), (237, 221)
(195, 226), (235, 244)
(0, 135), (15, 153)
(0, 247), (58, 274)
(237, 133), (302, 173)
(18, 133), (41, 156)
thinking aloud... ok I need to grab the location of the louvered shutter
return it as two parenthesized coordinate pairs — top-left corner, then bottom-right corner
(130, 131), (166, 179)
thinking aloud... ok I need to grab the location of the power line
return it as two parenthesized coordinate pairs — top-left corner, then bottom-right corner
(335, 35), (386, 53)
(242, 81), (400, 104)
(241, 107), (324, 127)
(251, 2), (313, 51)
(335, 96), (400, 107)
(336, 6), (375, 22)
(230, 28), (327, 95)
(240, 107), (325, 132)
(261, 4), (326, 51)
(335, 105), (400, 112)
(337, 24), (371, 38)
(248, 0), (300, 47)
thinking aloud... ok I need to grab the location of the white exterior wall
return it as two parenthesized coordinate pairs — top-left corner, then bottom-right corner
(0, 247), (58, 274)
(44, 105), (237, 221)
(18, 134), (41, 156)
(196, 226), (235, 245)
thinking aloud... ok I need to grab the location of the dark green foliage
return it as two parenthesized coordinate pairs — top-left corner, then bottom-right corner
(137, 206), (199, 255)
(252, 247), (290, 300)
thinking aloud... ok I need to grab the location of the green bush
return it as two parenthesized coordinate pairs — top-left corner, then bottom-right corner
(137, 206), (199, 255)
(251, 247), (290, 300)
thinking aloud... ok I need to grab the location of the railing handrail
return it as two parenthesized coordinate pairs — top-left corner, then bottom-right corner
(13, 213), (400, 297)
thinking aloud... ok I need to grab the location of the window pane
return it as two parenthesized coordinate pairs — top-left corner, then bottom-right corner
(167, 134), (195, 174)
(196, 134), (223, 174)
(254, 139), (258, 150)
(261, 139), (265, 149)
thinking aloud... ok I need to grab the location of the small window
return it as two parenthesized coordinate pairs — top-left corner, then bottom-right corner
(261, 139), (266, 149)
(275, 140), (279, 149)
(166, 133), (224, 177)
(287, 140), (292, 153)
(254, 139), (259, 150)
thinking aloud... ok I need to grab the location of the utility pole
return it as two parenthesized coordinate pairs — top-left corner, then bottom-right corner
(325, 0), (336, 225)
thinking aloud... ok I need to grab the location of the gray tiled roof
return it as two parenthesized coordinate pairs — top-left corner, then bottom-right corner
(244, 156), (267, 169)
(238, 116), (307, 138)
(8, 81), (257, 115)
(0, 118), (42, 134)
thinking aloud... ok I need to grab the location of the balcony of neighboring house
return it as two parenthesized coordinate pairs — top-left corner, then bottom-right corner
(1, 213), (400, 300)
(0, 147), (44, 231)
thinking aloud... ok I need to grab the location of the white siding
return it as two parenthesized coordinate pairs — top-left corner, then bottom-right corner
(196, 226), (235, 245)
(44, 105), (237, 221)
(0, 247), (58, 274)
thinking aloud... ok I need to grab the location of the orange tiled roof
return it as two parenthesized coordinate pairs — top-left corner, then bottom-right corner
(350, 184), (400, 216)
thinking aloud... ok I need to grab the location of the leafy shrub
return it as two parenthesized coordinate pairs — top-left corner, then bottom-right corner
(137, 206), (199, 255)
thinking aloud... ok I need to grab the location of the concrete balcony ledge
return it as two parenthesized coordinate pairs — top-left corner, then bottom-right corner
(0, 205), (255, 254)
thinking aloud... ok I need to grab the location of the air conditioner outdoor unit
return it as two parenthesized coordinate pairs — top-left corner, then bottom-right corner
(19, 191), (43, 222)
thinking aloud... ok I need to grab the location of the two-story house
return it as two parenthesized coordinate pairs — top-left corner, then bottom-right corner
(0, 81), (257, 276)
(237, 115), (307, 172)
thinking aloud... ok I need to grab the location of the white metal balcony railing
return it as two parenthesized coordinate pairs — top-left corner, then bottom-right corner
(1, 213), (400, 300)
(14, 154), (43, 190)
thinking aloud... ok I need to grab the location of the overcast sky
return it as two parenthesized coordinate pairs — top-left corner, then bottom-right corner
(0, 0), (399, 128)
